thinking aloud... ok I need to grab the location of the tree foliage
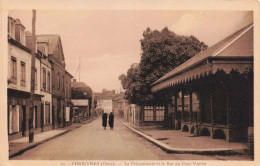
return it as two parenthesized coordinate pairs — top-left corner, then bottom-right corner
(119, 27), (208, 105)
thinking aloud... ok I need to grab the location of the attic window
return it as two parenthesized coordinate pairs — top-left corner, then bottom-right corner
(9, 21), (15, 38)
(20, 28), (25, 45)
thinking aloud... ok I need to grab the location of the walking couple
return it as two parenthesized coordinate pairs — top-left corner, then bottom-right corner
(102, 112), (114, 130)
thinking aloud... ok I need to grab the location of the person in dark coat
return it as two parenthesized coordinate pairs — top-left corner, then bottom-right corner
(102, 113), (107, 130)
(109, 112), (114, 130)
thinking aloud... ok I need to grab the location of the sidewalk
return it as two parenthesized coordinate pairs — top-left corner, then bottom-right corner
(9, 116), (98, 158)
(121, 120), (249, 155)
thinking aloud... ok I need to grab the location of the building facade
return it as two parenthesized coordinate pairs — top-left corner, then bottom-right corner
(7, 17), (43, 140)
(151, 24), (253, 149)
(37, 37), (53, 131)
(71, 79), (92, 118)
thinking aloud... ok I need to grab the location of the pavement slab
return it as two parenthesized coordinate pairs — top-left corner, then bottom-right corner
(121, 120), (248, 154)
(10, 130), (67, 143)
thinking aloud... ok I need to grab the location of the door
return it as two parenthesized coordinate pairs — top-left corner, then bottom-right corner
(22, 105), (26, 136)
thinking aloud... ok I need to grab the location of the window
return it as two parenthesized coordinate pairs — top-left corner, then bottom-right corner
(62, 76), (64, 91)
(144, 106), (153, 121)
(42, 68), (46, 90)
(20, 29), (25, 45)
(20, 61), (26, 87)
(9, 21), (15, 38)
(52, 71), (55, 88)
(35, 69), (37, 90)
(155, 106), (165, 121)
(65, 81), (67, 96)
(47, 72), (50, 92)
(58, 73), (60, 90)
(10, 57), (17, 84)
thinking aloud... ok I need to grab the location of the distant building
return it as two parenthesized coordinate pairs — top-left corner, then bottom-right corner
(94, 89), (117, 114)
(71, 79), (93, 118)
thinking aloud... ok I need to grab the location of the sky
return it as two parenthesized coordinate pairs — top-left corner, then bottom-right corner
(8, 10), (253, 93)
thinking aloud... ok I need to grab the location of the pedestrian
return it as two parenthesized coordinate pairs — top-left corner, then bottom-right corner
(102, 113), (107, 130)
(109, 112), (114, 130)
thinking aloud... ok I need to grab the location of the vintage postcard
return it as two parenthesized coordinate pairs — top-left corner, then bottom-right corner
(0, 0), (259, 166)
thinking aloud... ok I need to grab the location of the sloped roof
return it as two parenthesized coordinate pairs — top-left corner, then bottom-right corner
(94, 92), (117, 100)
(72, 82), (91, 89)
(36, 34), (61, 54)
(112, 93), (125, 100)
(152, 23), (253, 92)
(71, 99), (89, 106)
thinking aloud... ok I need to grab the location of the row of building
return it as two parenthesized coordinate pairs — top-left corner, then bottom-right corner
(7, 17), (93, 140)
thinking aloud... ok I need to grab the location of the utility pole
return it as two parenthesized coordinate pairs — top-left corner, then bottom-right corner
(29, 9), (36, 143)
(79, 56), (81, 82)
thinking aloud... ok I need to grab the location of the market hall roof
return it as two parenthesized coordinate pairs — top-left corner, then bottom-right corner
(151, 24), (253, 92)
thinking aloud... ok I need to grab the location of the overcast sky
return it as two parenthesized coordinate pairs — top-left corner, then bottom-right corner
(8, 10), (253, 93)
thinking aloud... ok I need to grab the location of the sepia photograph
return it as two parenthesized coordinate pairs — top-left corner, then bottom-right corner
(0, 0), (259, 165)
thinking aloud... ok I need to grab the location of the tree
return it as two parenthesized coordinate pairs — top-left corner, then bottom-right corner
(120, 27), (208, 105)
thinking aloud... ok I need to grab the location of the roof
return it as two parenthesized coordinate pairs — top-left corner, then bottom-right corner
(112, 93), (125, 100)
(152, 23), (253, 92)
(71, 99), (89, 106)
(65, 70), (73, 78)
(72, 82), (91, 89)
(94, 92), (117, 100)
(36, 34), (61, 55)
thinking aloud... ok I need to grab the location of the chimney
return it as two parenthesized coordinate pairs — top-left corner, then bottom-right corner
(25, 31), (37, 52)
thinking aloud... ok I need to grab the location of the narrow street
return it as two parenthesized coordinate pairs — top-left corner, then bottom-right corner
(12, 116), (167, 160)
(12, 117), (250, 160)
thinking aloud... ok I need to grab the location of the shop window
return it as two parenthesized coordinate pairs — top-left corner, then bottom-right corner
(144, 106), (153, 121)
(9, 105), (19, 134)
(155, 106), (165, 121)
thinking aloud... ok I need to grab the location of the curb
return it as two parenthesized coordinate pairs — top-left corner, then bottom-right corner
(9, 117), (98, 159)
(9, 130), (71, 159)
(121, 121), (247, 155)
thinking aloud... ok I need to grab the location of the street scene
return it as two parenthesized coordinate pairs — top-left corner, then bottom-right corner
(6, 9), (254, 162)
(11, 117), (251, 160)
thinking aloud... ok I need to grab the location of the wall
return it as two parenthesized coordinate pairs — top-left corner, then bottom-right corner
(8, 43), (31, 93)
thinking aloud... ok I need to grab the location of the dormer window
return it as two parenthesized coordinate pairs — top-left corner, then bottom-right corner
(20, 28), (25, 45)
(14, 19), (26, 46)
(8, 19), (15, 39)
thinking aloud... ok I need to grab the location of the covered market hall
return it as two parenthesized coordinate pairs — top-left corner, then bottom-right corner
(151, 24), (253, 146)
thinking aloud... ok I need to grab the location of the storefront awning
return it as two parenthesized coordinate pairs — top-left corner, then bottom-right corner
(152, 24), (253, 92)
